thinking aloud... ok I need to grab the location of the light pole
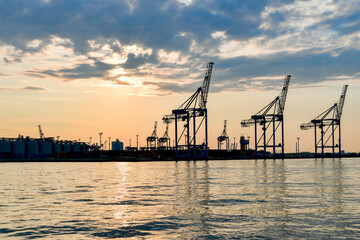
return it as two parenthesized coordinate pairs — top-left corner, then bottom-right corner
(297, 137), (300, 154)
(109, 137), (111, 151)
(99, 132), (103, 150)
(136, 135), (139, 150)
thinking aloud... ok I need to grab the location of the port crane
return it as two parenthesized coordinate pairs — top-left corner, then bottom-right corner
(147, 121), (158, 150)
(300, 85), (348, 156)
(217, 120), (229, 150)
(163, 62), (214, 158)
(38, 125), (45, 139)
(241, 75), (291, 157)
(158, 122), (171, 149)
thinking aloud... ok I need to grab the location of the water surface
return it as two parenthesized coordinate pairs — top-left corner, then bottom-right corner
(1, 158), (360, 239)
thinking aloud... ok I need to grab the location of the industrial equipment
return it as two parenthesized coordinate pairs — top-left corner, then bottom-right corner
(158, 122), (171, 149)
(241, 75), (291, 157)
(38, 125), (45, 139)
(217, 120), (229, 150)
(163, 62), (214, 158)
(147, 121), (158, 150)
(300, 85), (348, 156)
(240, 136), (249, 151)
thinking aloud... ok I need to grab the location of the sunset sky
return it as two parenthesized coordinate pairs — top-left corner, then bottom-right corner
(0, 0), (359, 152)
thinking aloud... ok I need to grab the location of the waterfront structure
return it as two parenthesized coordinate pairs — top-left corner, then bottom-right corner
(300, 85), (348, 156)
(241, 75), (291, 157)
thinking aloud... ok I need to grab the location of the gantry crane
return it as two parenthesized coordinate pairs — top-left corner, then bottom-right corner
(241, 75), (291, 157)
(300, 85), (348, 156)
(147, 121), (158, 150)
(158, 122), (171, 149)
(217, 120), (229, 150)
(163, 62), (214, 158)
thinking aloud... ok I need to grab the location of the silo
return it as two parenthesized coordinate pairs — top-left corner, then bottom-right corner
(80, 144), (90, 152)
(39, 141), (53, 156)
(62, 142), (71, 152)
(26, 140), (39, 155)
(53, 142), (62, 153)
(112, 139), (124, 151)
(12, 140), (25, 154)
(0, 139), (11, 153)
(72, 143), (81, 152)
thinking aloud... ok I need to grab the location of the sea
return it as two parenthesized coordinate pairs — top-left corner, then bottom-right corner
(1, 158), (360, 239)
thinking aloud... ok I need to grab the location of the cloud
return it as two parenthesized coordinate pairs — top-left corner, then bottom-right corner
(0, 0), (359, 94)
(0, 86), (47, 92)
(22, 86), (47, 91)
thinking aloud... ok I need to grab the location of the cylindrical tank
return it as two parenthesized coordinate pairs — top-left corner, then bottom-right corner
(26, 140), (39, 154)
(72, 143), (81, 152)
(39, 141), (53, 156)
(240, 136), (249, 151)
(53, 142), (62, 153)
(12, 140), (25, 154)
(0, 139), (11, 153)
(62, 142), (71, 152)
(112, 139), (124, 151)
(80, 144), (90, 152)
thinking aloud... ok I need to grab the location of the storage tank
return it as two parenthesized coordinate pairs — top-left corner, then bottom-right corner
(53, 142), (62, 153)
(12, 140), (25, 154)
(39, 141), (53, 156)
(26, 140), (39, 154)
(0, 139), (11, 153)
(62, 142), (71, 152)
(112, 139), (124, 151)
(240, 136), (249, 151)
(72, 143), (81, 152)
(81, 144), (90, 152)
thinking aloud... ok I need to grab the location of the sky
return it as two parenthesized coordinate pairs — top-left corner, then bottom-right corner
(0, 0), (359, 153)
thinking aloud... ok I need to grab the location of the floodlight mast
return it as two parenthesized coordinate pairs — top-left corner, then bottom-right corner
(163, 62), (214, 158)
(300, 85), (348, 156)
(241, 75), (291, 157)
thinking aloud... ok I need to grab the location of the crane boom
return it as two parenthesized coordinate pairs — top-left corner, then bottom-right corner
(38, 125), (44, 139)
(200, 62), (215, 109)
(241, 119), (255, 127)
(336, 84), (348, 120)
(278, 75), (291, 115)
(150, 121), (158, 138)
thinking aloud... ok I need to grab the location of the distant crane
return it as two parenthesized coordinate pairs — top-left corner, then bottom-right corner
(241, 75), (291, 157)
(99, 132), (103, 150)
(158, 122), (171, 149)
(300, 85), (348, 156)
(38, 125), (45, 139)
(147, 121), (158, 150)
(217, 120), (229, 150)
(163, 62), (214, 158)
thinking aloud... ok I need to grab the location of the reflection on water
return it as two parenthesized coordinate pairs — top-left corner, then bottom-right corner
(0, 159), (360, 239)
